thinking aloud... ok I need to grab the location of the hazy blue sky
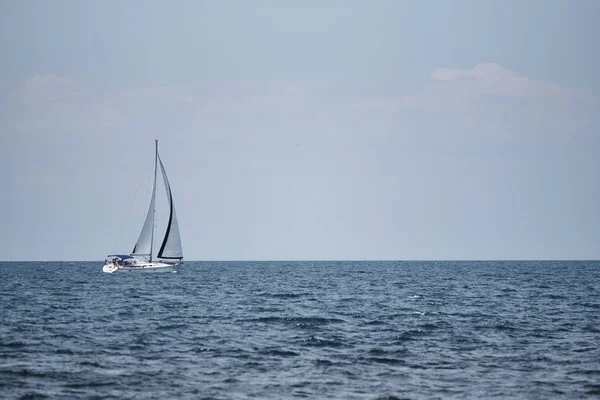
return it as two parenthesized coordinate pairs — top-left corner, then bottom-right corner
(1, 0), (599, 260)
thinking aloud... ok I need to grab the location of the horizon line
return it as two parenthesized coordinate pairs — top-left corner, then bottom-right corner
(1, 259), (599, 263)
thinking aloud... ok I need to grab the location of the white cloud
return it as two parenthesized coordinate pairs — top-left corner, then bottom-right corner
(397, 63), (583, 112)
(20, 74), (82, 106)
(16, 65), (582, 118)
(435, 63), (574, 98)
(431, 63), (515, 81)
(6, 65), (596, 144)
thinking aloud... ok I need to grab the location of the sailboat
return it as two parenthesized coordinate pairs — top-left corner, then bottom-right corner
(103, 140), (183, 273)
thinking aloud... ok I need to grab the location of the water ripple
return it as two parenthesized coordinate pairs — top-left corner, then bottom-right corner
(0, 260), (599, 399)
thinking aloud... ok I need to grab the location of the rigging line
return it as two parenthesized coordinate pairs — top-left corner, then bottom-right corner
(115, 161), (150, 251)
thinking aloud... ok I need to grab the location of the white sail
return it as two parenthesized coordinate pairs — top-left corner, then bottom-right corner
(157, 155), (183, 260)
(131, 160), (157, 257)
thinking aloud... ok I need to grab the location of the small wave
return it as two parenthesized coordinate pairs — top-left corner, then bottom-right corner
(267, 292), (308, 299)
(3, 368), (62, 379)
(155, 323), (189, 331)
(364, 357), (405, 366)
(192, 347), (211, 353)
(585, 384), (600, 395)
(245, 316), (345, 326)
(572, 347), (595, 353)
(338, 297), (355, 302)
(567, 369), (600, 376)
(64, 381), (113, 389)
(53, 348), (75, 355)
(578, 302), (600, 310)
(368, 348), (410, 357)
(364, 320), (386, 326)
(494, 323), (517, 331)
(583, 325), (600, 333)
(242, 361), (264, 368)
(18, 393), (49, 400)
(395, 329), (427, 342)
(259, 348), (300, 357)
(249, 306), (285, 313)
(543, 294), (568, 300)
(536, 284), (552, 289)
(301, 336), (345, 348)
(79, 361), (103, 368)
(418, 322), (442, 330)
(0, 340), (27, 348)
(47, 333), (80, 340)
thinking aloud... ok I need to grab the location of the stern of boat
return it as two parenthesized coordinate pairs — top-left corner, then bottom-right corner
(102, 264), (118, 273)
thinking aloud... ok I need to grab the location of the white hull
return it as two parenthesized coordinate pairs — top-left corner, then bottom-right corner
(102, 262), (178, 274)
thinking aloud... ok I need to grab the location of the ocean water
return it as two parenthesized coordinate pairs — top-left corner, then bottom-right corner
(1, 261), (599, 399)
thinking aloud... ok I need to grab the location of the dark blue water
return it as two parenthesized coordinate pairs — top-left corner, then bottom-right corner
(1, 261), (599, 399)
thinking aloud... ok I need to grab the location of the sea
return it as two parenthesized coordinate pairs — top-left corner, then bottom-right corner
(0, 260), (599, 399)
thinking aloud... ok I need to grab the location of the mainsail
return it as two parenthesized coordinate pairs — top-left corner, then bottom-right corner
(157, 155), (183, 259)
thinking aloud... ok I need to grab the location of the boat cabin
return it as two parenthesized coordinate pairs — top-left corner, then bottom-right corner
(105, 254), (136, 267)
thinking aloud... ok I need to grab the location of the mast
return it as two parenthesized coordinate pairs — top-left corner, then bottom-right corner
(149, 139), (158, 262)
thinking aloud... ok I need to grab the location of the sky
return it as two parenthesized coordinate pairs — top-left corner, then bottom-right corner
(0, 0), (599, 261)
